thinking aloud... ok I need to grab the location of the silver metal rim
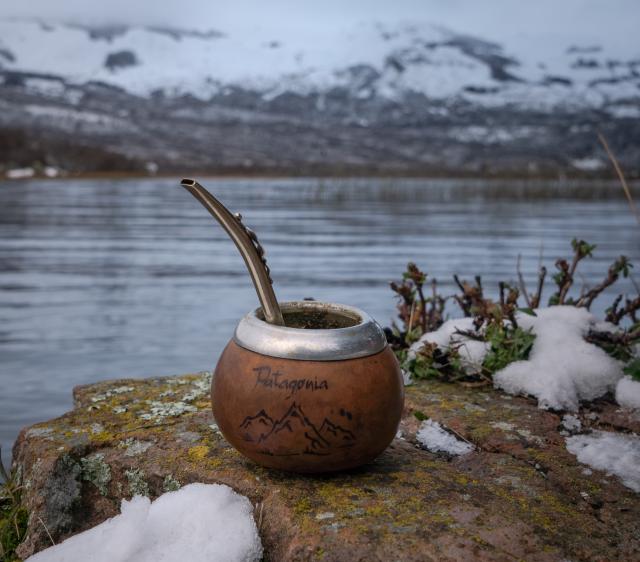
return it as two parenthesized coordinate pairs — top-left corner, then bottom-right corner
(233, 301), (387, 361)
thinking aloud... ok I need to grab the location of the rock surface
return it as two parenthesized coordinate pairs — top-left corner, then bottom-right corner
(11, 373), (640, 561)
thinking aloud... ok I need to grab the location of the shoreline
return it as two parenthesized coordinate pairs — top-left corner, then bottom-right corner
(1, 168), (637, 183)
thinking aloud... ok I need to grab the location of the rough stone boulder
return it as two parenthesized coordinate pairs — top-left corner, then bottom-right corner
(11, 373), (640, 561)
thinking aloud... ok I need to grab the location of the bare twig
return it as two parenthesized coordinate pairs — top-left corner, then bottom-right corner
(453, 275), (471, 316)
(531, 266), (547, 309)
(598, 132), (640, 226)
(37, 516), (55, 546)
(443, 424), (476, 447)
(558, 251), (580, 303)
(537, 240), (544, 272)
(255, 502), (265, 532)
(516, 254), (532, 307)
(427, 278), (446, 330)
(606, 295), (640, 326)
(553, 259), (571, 304)
(606, 294), (624, 325)
(576, 256), (629, 309)
(453, 328), (485, 341)
(553, 240), (595, 305)
(505, 285), (520, 329)
(587, 326), (640, 348)
(404, 263), (428, 332)
(407, 300), (416, 334)
(428, 279), (437, 328)
(453, 295), (468, 317)
(416, 284), (427, 332)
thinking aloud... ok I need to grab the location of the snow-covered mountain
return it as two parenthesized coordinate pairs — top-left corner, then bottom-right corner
(2, 18), (639, 112)
(1, 18), (639, 175)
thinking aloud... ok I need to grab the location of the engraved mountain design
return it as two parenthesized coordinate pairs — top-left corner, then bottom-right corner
(239, 403), (356, 456)
(319, 418), (356, 447)
(239, 409), (275, 443)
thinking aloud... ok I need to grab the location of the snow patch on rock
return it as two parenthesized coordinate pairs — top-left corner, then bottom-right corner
(566, 431), (640, 492)
(561, 414), (582, 433)
(25, 483), (263, 562)
(616, 376), (640, 411)
(417, 419), (474, 456)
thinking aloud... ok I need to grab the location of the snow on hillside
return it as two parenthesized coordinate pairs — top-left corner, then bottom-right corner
(1, 18), (638, 114)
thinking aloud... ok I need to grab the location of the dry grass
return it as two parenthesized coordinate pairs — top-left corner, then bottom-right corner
(598, 132), (640, 226)
(0, 447), (28, 562)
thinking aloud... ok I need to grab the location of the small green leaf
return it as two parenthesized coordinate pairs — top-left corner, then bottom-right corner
(518, 307), (537, 317)
(623, 358), (640, 382)
(413, 411), (427, 421)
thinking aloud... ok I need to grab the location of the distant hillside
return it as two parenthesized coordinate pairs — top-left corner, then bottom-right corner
(0, 19), (638, 176)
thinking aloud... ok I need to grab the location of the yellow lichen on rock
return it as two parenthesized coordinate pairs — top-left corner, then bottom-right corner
(187, 445), (210, 462)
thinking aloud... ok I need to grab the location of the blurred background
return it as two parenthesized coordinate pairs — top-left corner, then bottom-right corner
(1, 1), (639, 465)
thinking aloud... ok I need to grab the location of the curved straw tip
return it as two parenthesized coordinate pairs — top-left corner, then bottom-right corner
(180, 178), (196, 187)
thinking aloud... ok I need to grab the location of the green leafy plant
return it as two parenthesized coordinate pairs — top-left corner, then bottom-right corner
(0, 448), (28, 562)
(406, 342), (467, 382)
(482, 323), (536, 374)
(389, 240), (639, 385)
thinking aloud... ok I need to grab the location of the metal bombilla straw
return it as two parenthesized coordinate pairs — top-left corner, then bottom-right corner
(180, 178), (285, 326)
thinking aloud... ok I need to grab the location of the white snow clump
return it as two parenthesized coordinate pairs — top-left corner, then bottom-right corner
(26, 483), (263, 562)
(561, 414), (582, 433)
(408, 317), (489, 375)
(566, 431), (640, 492)
(493, 306), (623, 411)
(616, 376), (640, 411)
(6, 167), (35, 179)
(409, 307), (624, 411)
(416, 419), (474, 456)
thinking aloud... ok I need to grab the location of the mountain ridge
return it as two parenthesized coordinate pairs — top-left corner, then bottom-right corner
(1, 18), (638, 176)
(1, 18), (638, 111)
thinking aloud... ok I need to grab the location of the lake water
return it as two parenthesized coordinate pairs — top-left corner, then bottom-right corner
(1, 177), (639, 466)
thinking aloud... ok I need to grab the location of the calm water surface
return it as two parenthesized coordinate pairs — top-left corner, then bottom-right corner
(1, 177), (639, 465)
